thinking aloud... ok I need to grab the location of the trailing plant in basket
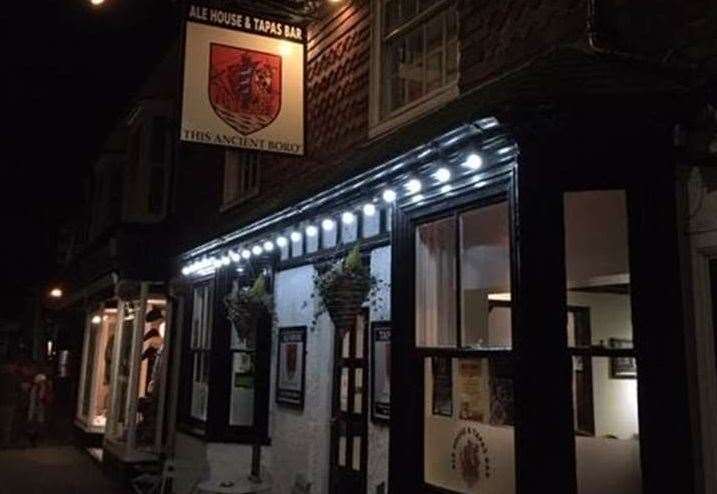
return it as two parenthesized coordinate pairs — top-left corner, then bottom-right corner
(311, 245), (382, 335)
(225, 275), (272, 347)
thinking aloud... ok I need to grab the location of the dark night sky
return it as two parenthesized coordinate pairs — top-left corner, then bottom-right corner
(1, 0), (178, 317)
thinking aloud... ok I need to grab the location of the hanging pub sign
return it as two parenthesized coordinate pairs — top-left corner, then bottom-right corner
(181, 4), (305, 155)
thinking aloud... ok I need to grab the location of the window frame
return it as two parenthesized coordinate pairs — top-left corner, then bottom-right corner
(178, 269), (272, 444)
(369, 0), (460, 138)
(221, 149), (261, 212)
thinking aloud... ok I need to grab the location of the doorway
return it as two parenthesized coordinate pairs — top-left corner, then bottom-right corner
(329, 309), (369, 494)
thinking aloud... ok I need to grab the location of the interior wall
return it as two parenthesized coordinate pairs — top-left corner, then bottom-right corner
(567, 291), (638, 439)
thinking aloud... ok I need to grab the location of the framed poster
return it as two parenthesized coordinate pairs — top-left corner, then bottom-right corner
(371, 321), (391, 423)
(431, 356), (453, 417)
(276, 326), (307, 408)
(609, 338), (637, 379)
(181, 3), (305, 155)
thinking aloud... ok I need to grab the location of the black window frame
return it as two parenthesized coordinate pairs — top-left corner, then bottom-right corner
(178, 266), (272, 444)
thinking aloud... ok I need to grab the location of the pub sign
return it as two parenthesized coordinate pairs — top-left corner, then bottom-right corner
(181, 4), (305, 155)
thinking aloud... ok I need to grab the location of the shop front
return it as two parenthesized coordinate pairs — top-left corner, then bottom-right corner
(75, 280), (170, 469)
(174, 100), (696, 493)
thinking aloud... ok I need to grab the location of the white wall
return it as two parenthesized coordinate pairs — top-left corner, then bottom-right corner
(367, 247), (391, 494)
(172, 248), (391, 494)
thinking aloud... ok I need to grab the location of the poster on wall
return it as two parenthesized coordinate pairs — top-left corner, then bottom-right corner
(432, 356), (453, 417)
(457, 359), (490, 422)
(276, 326), (307, 408)
(371, 322), (391, 423)
(181, 4), (305, 155)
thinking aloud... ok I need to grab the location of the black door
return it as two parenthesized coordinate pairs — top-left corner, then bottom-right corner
(329, 309), (369, 494)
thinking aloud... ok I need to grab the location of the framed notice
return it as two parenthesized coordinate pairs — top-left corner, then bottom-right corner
(276, 326), (307, 408)
(181, 4), (305, 155)
(609, 338), (637, 379)
(432, 356), (453, 417)
(371, 322), (391, 423)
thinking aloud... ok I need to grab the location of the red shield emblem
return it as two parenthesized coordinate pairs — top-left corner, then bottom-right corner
(208, 43), (282, 135)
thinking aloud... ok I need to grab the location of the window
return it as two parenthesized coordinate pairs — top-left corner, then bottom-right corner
(222, 150), (260, 209)
(190, 283), (213, 422)
(180, 272), (271, 442)
(418, 200), (515, 493)
(373, 0), (459, 129)
(564, 190), (641, 493)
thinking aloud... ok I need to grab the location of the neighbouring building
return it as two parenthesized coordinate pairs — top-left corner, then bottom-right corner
(63, 1), (717, 494)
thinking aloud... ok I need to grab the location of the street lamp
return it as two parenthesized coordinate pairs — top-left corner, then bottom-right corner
(90, 0), (105, 6)
(49, 288), (63, 299)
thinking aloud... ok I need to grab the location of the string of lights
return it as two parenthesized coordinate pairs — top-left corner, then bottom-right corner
(180, 116), (517, 278)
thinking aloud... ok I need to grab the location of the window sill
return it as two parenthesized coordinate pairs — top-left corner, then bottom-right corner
(369, 83), (459, 140)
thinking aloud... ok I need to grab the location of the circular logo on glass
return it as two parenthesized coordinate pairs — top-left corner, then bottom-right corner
(451, 426), (491, 488)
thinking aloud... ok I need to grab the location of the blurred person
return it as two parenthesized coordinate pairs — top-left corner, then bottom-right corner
(26, 369), (52, 447)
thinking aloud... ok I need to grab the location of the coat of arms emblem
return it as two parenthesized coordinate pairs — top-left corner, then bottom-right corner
(208, 43), (282, 135)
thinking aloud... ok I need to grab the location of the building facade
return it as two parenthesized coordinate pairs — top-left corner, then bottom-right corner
(65, 1), (717, 493)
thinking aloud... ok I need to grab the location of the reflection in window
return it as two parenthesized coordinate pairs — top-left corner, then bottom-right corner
(190, 284), (213, 422)
(416, 217), (457, 347)
(460, 202), (512, 349)
(564, 190), (641, 494)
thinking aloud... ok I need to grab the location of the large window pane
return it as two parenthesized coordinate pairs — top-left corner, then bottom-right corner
(460, 202), (512, 349)
(416, 217), (457, 347)
(564, 190), (641, 493)
(424, 357), (515, 493)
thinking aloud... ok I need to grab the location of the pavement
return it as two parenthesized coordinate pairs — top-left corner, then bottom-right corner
(0, 446), (130, 494)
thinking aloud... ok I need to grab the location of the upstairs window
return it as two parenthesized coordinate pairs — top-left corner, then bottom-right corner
(222, 150), (260, 210)
(380, 0), (459, 120)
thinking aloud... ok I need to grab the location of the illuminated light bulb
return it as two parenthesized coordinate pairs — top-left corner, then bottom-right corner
(440, 184), (452, 194)
(322, 218), (335, 231)
(237, 266), (245, 273)
(290, 231), (302, 243)
(228, 250), (241, 262)
(263, 241), (275, 252)
(221, 256), (231, 266)
(181, 266), (191, 276)
(405, 179), (422, 194)
(212, 257), (223, 268)
(306, 225), (318, 237)
(252, 245), (263, 256)
(241, 249), (251, 260)
(434, 167), (451, 183)
(464, 153), (483, 170)
(413, 194), (425, 203)
(49, 288), (63, 298)
(90, 0), (105, 6)
(363, 203), (376, 216)
(341, 211), (355, 224)
(276, 236), (288, 248)
(382, 189), (397, 203)
(91, 315), (102, 325)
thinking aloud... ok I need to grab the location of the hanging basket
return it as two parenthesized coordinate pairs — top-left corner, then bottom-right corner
(225, 276), (272, 348)
(323, 273), (371, 337)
